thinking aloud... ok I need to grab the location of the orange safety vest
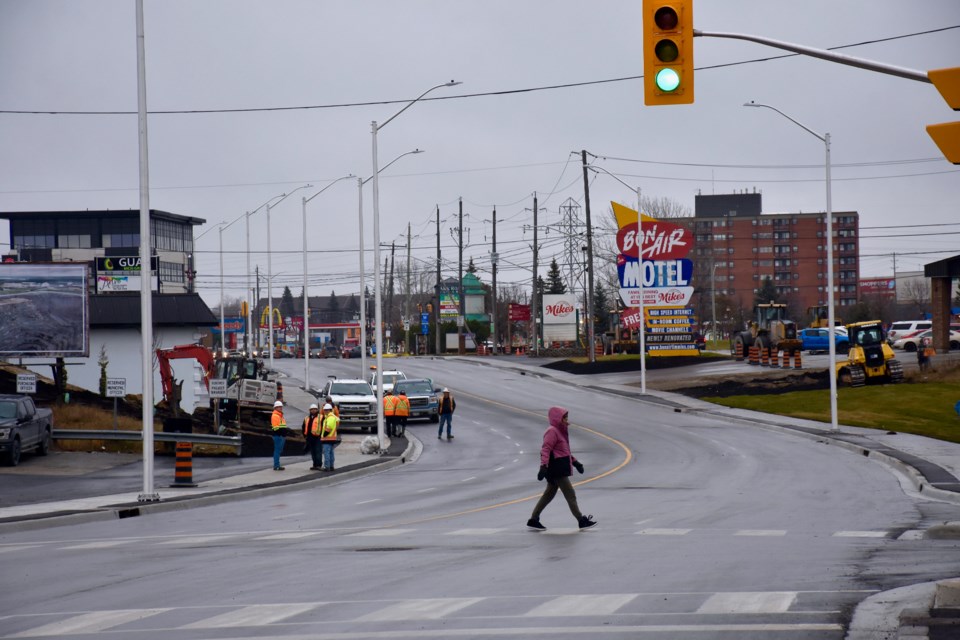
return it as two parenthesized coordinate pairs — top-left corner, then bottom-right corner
(394, 395), (410, 417)
(303, 413), (321, 437)
(320, 412), (340, 442)
(271, 409), (286, 431)
(383, 394), (398, 416)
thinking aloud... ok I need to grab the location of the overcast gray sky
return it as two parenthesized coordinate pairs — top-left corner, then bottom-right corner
(1, 0), (958, 311)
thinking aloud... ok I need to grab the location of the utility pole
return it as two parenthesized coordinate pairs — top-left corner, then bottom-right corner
(532, 192), (539, 356)
(255, 265), (260, 352)
(405, 223), (411, 355)
(491, 207), (498, 356)
(435, 205), (441, 355)
(581, 150), (596, 364)
(458, 197), (465, 355)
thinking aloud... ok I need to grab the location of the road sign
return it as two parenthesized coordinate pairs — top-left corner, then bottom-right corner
(16, 374), (37, 394)
(209, 378), (228, 399)
(105, 378), (126, 398)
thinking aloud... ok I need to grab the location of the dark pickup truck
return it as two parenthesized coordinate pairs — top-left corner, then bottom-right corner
(0, 394), (54, 466)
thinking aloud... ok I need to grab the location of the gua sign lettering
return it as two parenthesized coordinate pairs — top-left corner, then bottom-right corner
(616, 220), (692, 260)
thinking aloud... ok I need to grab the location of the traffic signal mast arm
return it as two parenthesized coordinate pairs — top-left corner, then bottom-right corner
(693, 29), (930, 84)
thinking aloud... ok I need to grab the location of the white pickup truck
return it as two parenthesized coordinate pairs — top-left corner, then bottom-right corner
(0, 394), (54, 466)
(318, 378), (378, 431)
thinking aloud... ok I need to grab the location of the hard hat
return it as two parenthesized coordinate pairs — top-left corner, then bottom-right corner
(309, 403), (319, 410)
(273, 401), (283, 408)
(442, 387), (449, 392)
(323, 403), (333, 411)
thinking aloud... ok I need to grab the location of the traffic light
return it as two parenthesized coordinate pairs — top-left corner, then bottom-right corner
(927, 66), (960, 164)
(643, 0), (694, 106)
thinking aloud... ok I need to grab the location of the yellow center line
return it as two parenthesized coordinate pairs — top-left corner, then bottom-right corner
(391, 391), (633, 527)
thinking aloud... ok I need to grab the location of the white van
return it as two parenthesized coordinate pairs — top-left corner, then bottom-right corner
(886, 320), (932, 345)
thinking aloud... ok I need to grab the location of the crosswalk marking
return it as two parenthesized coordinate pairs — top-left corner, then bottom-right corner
(897, 529), (926, 541)
(254, 532), (318, 540)
(832, 531), (888, 538)
(448, 528), (507, 536)
(181, 603), (322, 628)
(636, 528), (692, 536)
(8, 608), (169, 637)
(349, 528), (416, 537)
(697, 592), (796, 614)
(524, 594), (637, 617)
(734, 530), (787, 537)
(356, 597), (485, 621)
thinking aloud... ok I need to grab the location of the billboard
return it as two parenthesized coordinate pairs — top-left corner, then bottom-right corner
(542, 293), (577, 325)
(860, 277), (896, 298)
(0, 263), (89, 357)
(95, 256), (160, 293)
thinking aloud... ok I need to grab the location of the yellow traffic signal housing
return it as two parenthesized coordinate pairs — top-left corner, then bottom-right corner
(927, 66), (960, 164)
(643, 0), (694, 105)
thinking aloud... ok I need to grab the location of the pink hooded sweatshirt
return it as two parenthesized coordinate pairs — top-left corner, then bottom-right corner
(540, 406), (578, 475)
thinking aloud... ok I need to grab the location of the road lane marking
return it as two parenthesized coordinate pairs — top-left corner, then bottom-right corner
(832, 531), (889, 538)
(357, 597), (484, 621)
(0, 545), (41, 554)
(8, 609), (170, 637)
(525, 594), (637, 617)
(61, 540), (133, 549)
(255, 532), (318, 540)
(448, 528), (507, 536)
(158, 536), (222, 545)
(182, 603), (322, 628)
(636, 528), (692, 536)
(734, 530), (787, 537)
(348, 528), (416, 537)
(494, 466), (505, 472)
(416, 487), (437, 493)
(897, 529), (926, 540)
(357, 498), (382, 505)
(697, 592), (797, 614)
(461, 476), (476, 482)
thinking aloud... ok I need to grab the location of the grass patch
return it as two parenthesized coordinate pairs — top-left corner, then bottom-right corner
(705, 364), (960, 443)
(52, 403), (161, 454)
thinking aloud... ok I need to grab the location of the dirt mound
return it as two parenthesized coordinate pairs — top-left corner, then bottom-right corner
(668, 370), (830, 399)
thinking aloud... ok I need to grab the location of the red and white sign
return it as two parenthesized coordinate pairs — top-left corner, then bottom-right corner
(508, 303), (531, 322)
(616, 220), (693, 260)
(619, 286), (694, 308)
(542, 294), (577, 325)
(621, 308), (644, 330)
(859, 277), (896, 297)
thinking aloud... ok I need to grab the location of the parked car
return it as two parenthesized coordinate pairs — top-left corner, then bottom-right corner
(321, 345), (341, 359)
(0, 395), (53, 466)
(368, 370), (406, 394)
(342, 344), (362, 359)
(886, 320), (932, 345)
(392, 379), (440, 422)
(799, 328), (850, 354)
(892, 329), (960, 352)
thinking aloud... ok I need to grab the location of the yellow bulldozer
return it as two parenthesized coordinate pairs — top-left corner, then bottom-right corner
(835, 320), (903, 387)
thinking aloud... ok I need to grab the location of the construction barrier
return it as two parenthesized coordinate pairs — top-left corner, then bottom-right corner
(170, 442), (198, 488)
(771, 350), (779, 368)
(748, 345), (759, 365)
(595, 343), (604, 357)
(734, 341), (744, 361)
(760, 347), (770, 367)
(477, 345), (487, 356)
(793, 350), (803, 369)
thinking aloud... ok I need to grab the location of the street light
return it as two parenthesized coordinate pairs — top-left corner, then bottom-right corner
(302, 175), (355, 392)
(744, 101), (838, 431)
(358, 149), (424, 376)
(266, 185), (313, 369)
(371, 80), (460, 451)
(242, 193), (290, 356)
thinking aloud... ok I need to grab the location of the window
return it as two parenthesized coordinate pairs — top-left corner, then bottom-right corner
(151, 218), (192, 252)
(12, 219), (56, 249)
(103, 218), (140, 248)
(759, 246), (773, 253)
(838, 229), (856, 237)
(57, 218), (94, 249)
(159, 261), (185, 283)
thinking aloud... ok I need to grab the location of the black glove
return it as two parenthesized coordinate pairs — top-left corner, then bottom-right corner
(573, 461), (584, 474)
(537, 465), (548, 481)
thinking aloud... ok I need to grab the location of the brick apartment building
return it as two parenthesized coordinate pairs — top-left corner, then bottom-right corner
(674, 193), (859, 327)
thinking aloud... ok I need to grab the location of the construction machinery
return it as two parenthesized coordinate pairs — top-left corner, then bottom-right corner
(156, 344), (279, 422)
(807, 305), (843, 329)
(730, 303), (803, 361)
(835, 321), (903, 387)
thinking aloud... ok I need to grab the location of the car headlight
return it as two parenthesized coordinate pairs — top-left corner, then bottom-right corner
(0, 428), (11, 439)
(369, 403), (377, 413)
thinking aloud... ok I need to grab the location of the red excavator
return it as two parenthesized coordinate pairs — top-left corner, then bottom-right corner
(156, 345), (280, 422)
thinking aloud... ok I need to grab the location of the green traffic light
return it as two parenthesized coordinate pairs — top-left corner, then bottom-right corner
(655, 68), (680, 92)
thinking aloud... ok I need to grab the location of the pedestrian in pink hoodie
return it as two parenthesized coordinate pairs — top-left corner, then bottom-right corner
(527, 407), (597, 531)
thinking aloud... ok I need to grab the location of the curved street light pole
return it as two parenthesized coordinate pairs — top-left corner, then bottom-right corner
(744, 101), (837, 432)
(301, 175), (354, 392)
(371, 81), (460, 451)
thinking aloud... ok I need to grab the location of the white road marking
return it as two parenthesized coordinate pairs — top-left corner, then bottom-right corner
(513, 459), (519, 463)
(525, 594), (637, 617)
(61, 540), (133, 550)
(734, 530), (787, 537)
(158, 536), (222, 545)
(272, 512), (306, 520)
(357, 597), (484, 621)
(182, 603), (322, 628)
(636, 528), (692, 536)
(897, 529), (926, 541)
(697, 591), (797, 614)
(255, 532), (318, 540)
(461, 476), (476, 482)
(0, 545), (40, 554)
(8, 609), (170, 637)
(416, 487), (437, 493)
(356, 498), (382, 505)
(494, 466), (505, 472)
(515, 442), (521, 447)
(349, 528), (416, 537)
(832, 531), (889, 538)
(448, 528), (507, 536)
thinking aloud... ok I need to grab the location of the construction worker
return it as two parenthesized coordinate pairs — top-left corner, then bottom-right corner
(271, 400), (287, 471)
(393, 389), (410, 437)
(302, 404), (322, 470)
(322, 396), (340, 418)
(320, 403), (340, 471)
(382, 389), (398, 437)
(438, 388), (456, 439)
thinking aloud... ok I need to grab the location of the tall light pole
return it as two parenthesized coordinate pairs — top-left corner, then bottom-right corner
(744, 101), (838, 432)
(358, 149), (424, 376)
(244, 193), (289, 356)
(371, 80), (460, 451)
(301, 175), (354, 392)
(266, 185), (312, 369)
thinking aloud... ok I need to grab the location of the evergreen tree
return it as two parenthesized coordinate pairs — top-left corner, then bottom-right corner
(347, 293), (359, 312)
(753, 277), (780, 307)
(328, 290), (340, 312)
(467, 257), (478, 274)
(593, 281), (610, 331)
(280, 286), (296, 319)
(545, 258), (567, 294)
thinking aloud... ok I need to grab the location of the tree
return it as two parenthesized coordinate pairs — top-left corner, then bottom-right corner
(98, 345), (109, 397)
(328, 290), (340, 311)
(753, 277), (780, 307)
(347, 293), (359, 313)
(279, 286), (296, 319)
(466, 257), (477, 274)
(545, 258), (567, 294)
(593, 281), (611, 332)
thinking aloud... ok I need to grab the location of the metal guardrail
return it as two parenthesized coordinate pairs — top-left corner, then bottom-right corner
(53, 429), (242, 452)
